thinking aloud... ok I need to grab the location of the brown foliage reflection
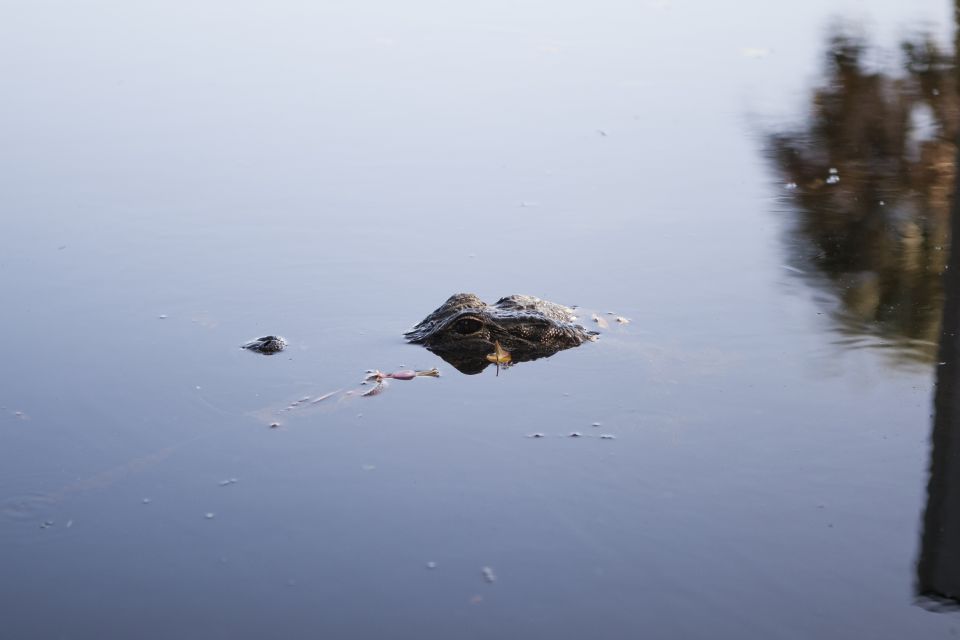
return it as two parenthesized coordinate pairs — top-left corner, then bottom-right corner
(769, 29), (958, 363)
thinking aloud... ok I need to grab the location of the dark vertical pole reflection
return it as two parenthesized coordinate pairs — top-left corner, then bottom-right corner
(917, 5), (960, 601)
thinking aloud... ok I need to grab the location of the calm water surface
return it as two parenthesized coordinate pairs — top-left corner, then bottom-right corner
(2, 1), (959, 638)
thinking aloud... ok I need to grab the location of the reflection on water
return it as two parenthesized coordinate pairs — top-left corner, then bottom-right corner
(768, 24), (960, 608)
(769, 28), (957, 363)
(917, 0), (960, 585)
(918, 156), (960, 606)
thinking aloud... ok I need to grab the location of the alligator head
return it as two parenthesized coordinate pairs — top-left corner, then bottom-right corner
(405, 293), (597, 374)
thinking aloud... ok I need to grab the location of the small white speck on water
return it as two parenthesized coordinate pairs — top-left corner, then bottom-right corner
(426, 562), (437, 570)
(826, 174), (840, 185)
(879, 200), (885, 206)
(828, 167), (838, 174)
(482, 566), (496, 583)
(205, 512), (216, 520)
(219, 478), (238, 486)
(158, 314), (168, 319)
(600, 434), (617, 440)
(591, 422), (602, 427)
(142, 498), (151, 504)
(528, 433), (545, 438)
(785, 182), (797, 190)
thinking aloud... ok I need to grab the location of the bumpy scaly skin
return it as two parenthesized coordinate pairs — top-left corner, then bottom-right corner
(405, 294), (595, 373)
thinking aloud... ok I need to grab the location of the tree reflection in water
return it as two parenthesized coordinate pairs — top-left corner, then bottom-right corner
(768, 28), (956, 363)
(918, 145), (960, 608)
(769, 21), (960, 610)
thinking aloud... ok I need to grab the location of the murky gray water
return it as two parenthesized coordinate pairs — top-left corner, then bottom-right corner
(3, 1), (960, 638)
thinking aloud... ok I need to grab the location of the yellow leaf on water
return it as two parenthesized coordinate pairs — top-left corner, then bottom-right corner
(486, 341), (512, 365)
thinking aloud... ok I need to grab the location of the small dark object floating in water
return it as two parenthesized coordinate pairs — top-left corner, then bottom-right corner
(242, 335), (287, 355)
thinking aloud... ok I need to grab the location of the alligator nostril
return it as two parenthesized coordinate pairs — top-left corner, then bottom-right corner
(453, 317), (483, 335)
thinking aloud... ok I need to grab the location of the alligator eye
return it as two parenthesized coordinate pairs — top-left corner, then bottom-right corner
(453, 317), (483, 335)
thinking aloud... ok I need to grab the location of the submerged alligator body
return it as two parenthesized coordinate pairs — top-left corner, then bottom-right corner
(405, 293), (596, 374)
